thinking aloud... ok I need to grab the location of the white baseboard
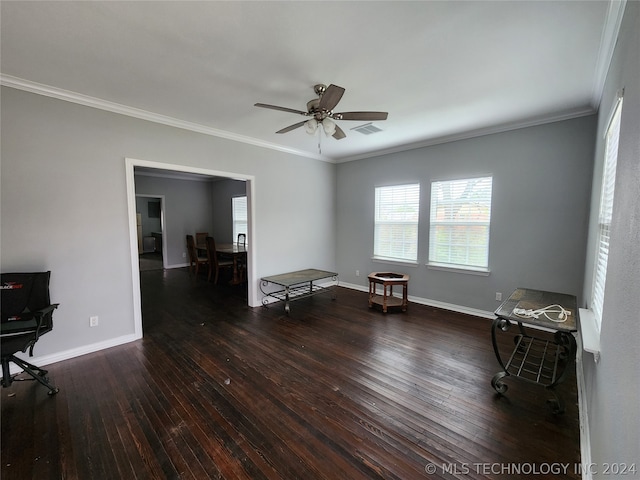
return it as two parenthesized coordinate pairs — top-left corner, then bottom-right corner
(165, 262), (189, 269)
(8, 283), (491, 377)
(575, 334), (593, 480)
(9, 333), (140, 375)
(339, 281), (495, 319)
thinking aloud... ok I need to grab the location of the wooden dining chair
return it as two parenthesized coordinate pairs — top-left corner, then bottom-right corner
(205, 236), (234, 284)
(186, 234), (208, 276)
(195, 232), (208, 253)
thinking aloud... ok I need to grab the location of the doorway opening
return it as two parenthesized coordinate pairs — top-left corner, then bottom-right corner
(136, 195), (165, 271)
(125, 157), (257, 340)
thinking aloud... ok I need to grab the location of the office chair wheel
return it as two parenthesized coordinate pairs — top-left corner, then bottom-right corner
(48, 387), (60, 396)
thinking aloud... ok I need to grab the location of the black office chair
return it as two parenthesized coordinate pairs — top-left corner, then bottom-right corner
(1, 271), (60, 395)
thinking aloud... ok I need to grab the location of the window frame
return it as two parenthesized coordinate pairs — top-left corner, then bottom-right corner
(591, 95), (623, 331)
(232, 195), (247, 244)
(427, 176), (493, 273)
(373, 183), (421, 264)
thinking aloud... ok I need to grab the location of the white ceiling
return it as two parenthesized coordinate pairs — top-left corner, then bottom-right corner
(0, 1), (622, 162)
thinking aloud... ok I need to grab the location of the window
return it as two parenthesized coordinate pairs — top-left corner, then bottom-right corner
(592, 96), (623, 330)
(429, 176), (493, 271)
(374, 184), (420, 262)
(232, 196), (247, 243)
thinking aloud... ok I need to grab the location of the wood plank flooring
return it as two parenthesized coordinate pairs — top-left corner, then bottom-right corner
(1, 268), (581, 479)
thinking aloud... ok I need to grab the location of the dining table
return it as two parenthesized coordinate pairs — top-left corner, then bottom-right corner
(216, 243), (247, 285)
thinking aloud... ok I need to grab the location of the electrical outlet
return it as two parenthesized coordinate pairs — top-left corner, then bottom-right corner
(182, 252), (187, 258)
(356, 270), (360, 277)
(495, 292), (502, 301)
(90, 316), (99, 327)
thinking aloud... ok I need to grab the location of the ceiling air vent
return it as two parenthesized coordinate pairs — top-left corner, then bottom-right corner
(351, 123), (383, 135)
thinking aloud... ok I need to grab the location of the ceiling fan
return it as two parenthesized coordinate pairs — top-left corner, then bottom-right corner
(255, 84), (388, 140)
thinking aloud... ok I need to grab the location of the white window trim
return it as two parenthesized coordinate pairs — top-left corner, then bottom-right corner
(582, 90), (623, 362)
(427, 262), (490, 276)
(373, 183), (420, 263)
(428, 176), (493, 272)
(591, 94), (623, 327)
(372, 256), (419, 267)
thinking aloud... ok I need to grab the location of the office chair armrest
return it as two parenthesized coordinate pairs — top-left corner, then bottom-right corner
(32, 303), (60, 343)
(32, 304), (60, 318)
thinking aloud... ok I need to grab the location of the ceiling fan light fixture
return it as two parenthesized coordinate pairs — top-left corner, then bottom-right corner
(304, 118), (318, 135)
(322, 118), (336, 136)
(255, 83), (388, 141)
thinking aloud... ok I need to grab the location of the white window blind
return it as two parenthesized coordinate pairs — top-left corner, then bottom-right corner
(429, 176), (493, 270)
(232, 196), (247, 243)
(592, 97), (623, 329)
(374, 184), (420, 262)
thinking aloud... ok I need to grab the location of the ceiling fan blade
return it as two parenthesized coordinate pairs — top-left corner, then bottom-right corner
(319, 84), (345, 111)
(332, 124), (346, 140)
(276, 121), (307, 134)
(334, 111), (388, 121)
(255, 103), (308, 116)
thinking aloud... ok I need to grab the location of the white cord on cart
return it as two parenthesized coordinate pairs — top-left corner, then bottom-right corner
(512, 304), (570, 323)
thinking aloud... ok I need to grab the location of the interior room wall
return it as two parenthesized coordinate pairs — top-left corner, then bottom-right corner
(0, 86), (336, 363)
(336, 115), (596, 314)
(580, 1), (639, 474)
(134, 174), (216, 267)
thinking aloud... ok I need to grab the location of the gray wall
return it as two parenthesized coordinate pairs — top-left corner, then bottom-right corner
(134, 174), (217, 267)
(581, 1), (640, 475)
(336, 116), (596, 313)
(1, 86), (336, 359)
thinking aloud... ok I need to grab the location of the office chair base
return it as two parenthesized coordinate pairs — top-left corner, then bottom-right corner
(1, 355), (59, 395)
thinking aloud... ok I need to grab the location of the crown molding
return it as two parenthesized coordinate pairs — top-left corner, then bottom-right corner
(590, 0), (627, 109)
(0, 74), (331, 163)
(335, 106), (597, 163)
(0, 67), (606, 166)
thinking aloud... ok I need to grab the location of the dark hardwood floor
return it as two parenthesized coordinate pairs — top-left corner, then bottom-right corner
(1, 268), (581, 479)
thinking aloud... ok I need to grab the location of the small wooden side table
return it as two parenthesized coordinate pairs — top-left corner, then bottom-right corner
(368, 272), (409, 313)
